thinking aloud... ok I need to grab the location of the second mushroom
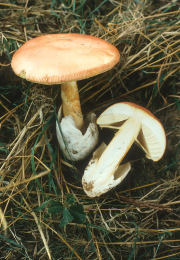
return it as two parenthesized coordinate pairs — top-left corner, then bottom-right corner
(82, 102), (166, 197)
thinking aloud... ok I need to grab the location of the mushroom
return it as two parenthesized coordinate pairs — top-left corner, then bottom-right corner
(82, 102), (166, 197)
(11, 33), (120, 161)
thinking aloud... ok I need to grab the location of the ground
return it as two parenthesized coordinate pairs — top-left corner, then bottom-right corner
(0, 1), (180, 259)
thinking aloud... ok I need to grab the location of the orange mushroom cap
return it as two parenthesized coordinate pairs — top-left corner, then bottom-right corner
(11, 33), (120, 84)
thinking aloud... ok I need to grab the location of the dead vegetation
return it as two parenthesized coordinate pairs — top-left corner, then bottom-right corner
(0, 0), (180, 259)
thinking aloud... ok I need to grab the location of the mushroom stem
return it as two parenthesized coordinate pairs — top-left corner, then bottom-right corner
(61, 81), (83, 129)
(96, 117), (141, 178)
(82, 117), (141, 197)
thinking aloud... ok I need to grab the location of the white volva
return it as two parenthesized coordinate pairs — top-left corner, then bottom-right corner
(56, 107), (99, 161)
(82, 102), (166, 197)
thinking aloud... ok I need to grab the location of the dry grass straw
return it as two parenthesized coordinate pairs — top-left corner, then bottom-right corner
(0, 0), (180, 259)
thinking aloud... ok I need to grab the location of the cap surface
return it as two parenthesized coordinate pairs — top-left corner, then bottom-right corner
(97, 102), (166, 161)
(11, 33), (120, 84)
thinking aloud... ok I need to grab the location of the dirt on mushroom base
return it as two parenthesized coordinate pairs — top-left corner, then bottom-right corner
(0, 0), (180, 259)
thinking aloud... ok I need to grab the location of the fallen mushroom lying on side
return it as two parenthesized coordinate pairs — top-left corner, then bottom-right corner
(11, 33), (120, 161)
(82, 102), (166, 197)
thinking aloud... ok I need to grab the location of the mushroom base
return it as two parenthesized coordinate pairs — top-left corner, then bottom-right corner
(56, 106), (99, 161)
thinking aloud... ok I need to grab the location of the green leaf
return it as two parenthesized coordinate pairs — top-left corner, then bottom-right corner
(59, 208), (73, 227)
(35, 200), (50, 212)
(69, 204), (86, 224)
(48, 201), (63, 214)
(0, 234), (24, 249)
(66, 193), (75, 206)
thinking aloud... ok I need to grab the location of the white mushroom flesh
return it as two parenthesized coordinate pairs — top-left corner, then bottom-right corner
(82, 117), (140, 197)
(82, 102), (166, 197)
(97, 102), (166, 161)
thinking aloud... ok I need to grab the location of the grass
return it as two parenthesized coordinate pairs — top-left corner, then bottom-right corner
(0, 0), (180, 259)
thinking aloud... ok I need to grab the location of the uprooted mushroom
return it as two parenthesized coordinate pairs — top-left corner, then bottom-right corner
(82, 102), (166, 197)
